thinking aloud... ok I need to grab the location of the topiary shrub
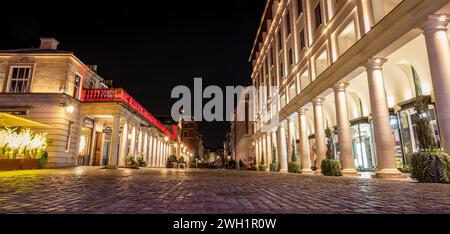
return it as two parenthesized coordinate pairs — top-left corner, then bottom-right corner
(321, 159), (342, 176)
(288, 161), (300, 173)
(410, 96), (450, 183)
(321, 127), (342, 176)
(258, 154), (267, 171)
(251, 156), (258, 171)
(270, 161), (280, 172)
(411, 150), (450, 183)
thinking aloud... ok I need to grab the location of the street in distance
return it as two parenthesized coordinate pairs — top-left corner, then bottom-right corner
(172, 218), (277, 231)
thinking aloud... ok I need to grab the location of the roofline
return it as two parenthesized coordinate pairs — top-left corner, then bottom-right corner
(248, 0), (273, 62)
(0, 52), (104, 81)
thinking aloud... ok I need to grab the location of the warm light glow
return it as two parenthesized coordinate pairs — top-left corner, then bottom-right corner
(66, 105), (75, 114)
(174, 143), (178, 147)
(164, 136), (169, 142)
(0, 128), (47, 159)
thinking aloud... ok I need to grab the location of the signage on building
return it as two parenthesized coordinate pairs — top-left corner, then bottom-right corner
(83, 118), (95, 129)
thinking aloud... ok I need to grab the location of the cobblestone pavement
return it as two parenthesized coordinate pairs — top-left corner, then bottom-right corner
(1, 167), (450, 214)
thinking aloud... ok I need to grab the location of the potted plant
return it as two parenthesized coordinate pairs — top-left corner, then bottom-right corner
(258, 152), (267, 171)
(135, 155), (146, 167)
(167, 155), (178, 168)
(288, 140), (300, 173)
(321, 128), (342, 176)
(270, 147), (280, 172)
(411, 96), (450, 183)
(125, 155), (139, 169)
(37, 150), (49, 169)
(251, 156), (258, 171)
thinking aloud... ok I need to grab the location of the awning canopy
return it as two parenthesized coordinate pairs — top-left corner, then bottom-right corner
(0, 113), (50, 128)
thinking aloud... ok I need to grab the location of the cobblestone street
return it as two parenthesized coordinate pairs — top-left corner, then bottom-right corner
(1, 167), (450, 214)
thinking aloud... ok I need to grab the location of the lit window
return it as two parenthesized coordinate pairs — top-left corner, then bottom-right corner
(300, 70), (309, 91)
(337, 21), (357, 56)
(89, 79), (96, 89)
(8, 67), (32, 93)
(299, 29), (306, 50)
(289, 83), (297, 102)
(288, 48), (294, 67)
(286, 11), (292, 36)
(280, 94), (286, 108)
(73, 75), (82, 99)
(278, 30), (283, 51)
(315, 50), (328, 78)
(314, 3), (323, 30)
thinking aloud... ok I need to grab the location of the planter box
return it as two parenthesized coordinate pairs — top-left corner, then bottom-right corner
(0, 159), (21, 171)
(20, 159), (40, 170)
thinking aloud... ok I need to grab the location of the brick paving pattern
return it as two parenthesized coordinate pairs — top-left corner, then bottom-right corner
(0, 167), (450, 214)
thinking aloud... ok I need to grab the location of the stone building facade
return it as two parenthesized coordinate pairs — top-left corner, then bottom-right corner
(0, 38), (177, 168)
(250, 0), (450, 178)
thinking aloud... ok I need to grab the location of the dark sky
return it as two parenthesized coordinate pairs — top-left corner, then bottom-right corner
(0, 1), (266, 148)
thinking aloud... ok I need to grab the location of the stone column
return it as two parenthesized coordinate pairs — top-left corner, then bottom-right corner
(137, 128), (143, 156)
(313, 98), (326, 174)
(272, 131), (278, 163)
(288, 116), (297, 162)
(334, 82), (360, 176)
(143, 131), (148, 164)
(266, 132), (272, 170)
(366, 58), (403, 179)
(298, 109), (314, 174)
(423, 14), (450, 154)
(286, 117), (293, 162)
(109, 115), (121, 168)
(130, 125), (136, 157)
(147, 135), (153, 167)
(152, 137), (157, 167)
(119, 119), (129, 166)
(278, 121), (288, 173)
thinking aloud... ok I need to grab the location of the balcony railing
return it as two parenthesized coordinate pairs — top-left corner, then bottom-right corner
(81, 88), (177, 139)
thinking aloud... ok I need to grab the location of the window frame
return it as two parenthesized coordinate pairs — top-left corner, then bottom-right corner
(6, 66), (33, 93)
(73, 74), (83, 99)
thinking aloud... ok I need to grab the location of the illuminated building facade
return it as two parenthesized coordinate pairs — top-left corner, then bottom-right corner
(250, 0), (450, 178)
(0, 38), (177, 168)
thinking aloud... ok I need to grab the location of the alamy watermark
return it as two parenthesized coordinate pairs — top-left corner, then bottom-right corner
(171, 78), (280, 132)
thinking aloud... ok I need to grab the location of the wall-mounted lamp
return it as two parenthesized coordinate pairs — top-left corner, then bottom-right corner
(66, 105), (75, 114)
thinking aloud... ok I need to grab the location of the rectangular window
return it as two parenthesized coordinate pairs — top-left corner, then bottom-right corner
(288, 48), (294, 67)
(66, 121), (74, 152)
(8, 67), (32, 93)
(299, 29), (306, 49)
(315, 50), (328, 78)
(286, 11), (292, 36)
(279, 62), (284, 79)
(297, 0), (303, 16)
(289, 83), (297, 102)
(272, 44), (277, 65)
(314, 3), (323, 30)
(73, 75), (81, 99)
(89, 79), (96, 89)
(300, 70), (310, 91)
(278, 30), (283, 51)
(337, 21), (357, 56)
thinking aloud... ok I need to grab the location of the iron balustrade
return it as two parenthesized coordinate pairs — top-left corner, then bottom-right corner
(81, 88), (177, 139)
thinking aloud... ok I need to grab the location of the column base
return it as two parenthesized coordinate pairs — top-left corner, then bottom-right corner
(301, 169), (315, 175)
(315, 169), (322, 175)
(372, 168), (406, 180)
(341, 169), (361, 177)
(280, 169), (288, 173)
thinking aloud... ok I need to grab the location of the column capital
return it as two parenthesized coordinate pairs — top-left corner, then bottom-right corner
(312, 97), (325, 105)
(422, 14), (450, 34)
(333, 82), (350, 91)
(279, 120), (288, 128)
(366, 58), (387, 70)
(297, 108), (308, 115)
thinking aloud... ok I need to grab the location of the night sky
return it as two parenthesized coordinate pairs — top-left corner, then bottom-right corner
(0, 1), (266, 148)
